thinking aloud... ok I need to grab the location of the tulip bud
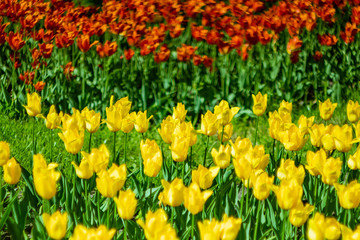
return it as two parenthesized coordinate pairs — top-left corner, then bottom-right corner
(297, 115), (315, 134)
(320, 157), (342, 185)
(305, 149), (326, 176)
(220, 214), (242, 240)
(277, 159), (305, 184)
(230, 137), (252, 158)
(71, 158), (94, 179)
(348, 146), (360, 170)
(252, 92), (267, 116)
(114, 189), (137, 220)
(0, 141), (10, 166)
(319, 98), (337, 121)
(214, 100), (240, 126)
(199, 110), (219, 136)
(198, 219), (221, 240)
(82, 144), (110, 174)
(140, 139), (162, 177)
(42, 211), (68, 240)
(158, 178), (185, 207)
(251, 170), (274, 200)
(332, 124), (353, 152)
(184, 183), (212, 215)
(120, 112), (136, 133)
(309, 124), (326, 147)
(69, 225), (116, 240)
(279, 100), (292, 114)
(192, 165), (219, 189)
(158, 116), (178, 144)
(170, 135), (189, 162)
(3, 157), (21, 185)
(23, 92), (42, 117)
(279, 124), (308, 151)
(273, 179), (303, 210)
(58, 128), (85, 155)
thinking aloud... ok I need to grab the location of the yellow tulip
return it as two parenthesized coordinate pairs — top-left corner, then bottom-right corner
(186, 121), (198, 147)
(23, 92), (42, 117)
(279, 124), (308, 151)
(332, 124), (353, 152)
(252, 92), (267, 116)
(104, 96), (131, 132)
(220, 214), (242, 240)
(114, 189), (137, 220)
(211, 144), (231, 169)
(45, 105), (63, 130)
(307, 212), (326, 240)
(279, 100), (292, 114)
(173, 102), (187, 122)
(309, 124), (326, 147)
(3, 157), (21, 185)
(297, 115), (315, 134)
(248, 145), (269, 171)
(192, 165), (219, 189)
(319, 98), (337, 121)
(33, 154), (61, 200)
(140, 139), (162, 177)
(61, 108), (86, 131)
(353, 121), (360, 140)
(320, 124), (335, 151)
(319, 157), (342, 185)
(71, 158), (94, 179)
(158, 178), (185, 207)
(42, 211), (68, 240)
(69, 225), (116, 240)
(289, 202), (314, 227)
(158, 116), (178, 144)
(218, 123), (233, 142)
(268, 111), (283, 141)
(273, 178), (303, 210)
(334, 180), (360, 209)
(348, 146), (360, 170)
(0, 141), (10, 166)
(198, 219), (221, 240)
(305, 149), (326, 176)
(347, 100), (360, 123)
(233, 156), (252, 183)
(251, 170), (274, 200)
(169, 135), (189, 162)
(229, 137), (252, 158)
(81, 144), (109, 174)
(199, 110), (219, 136)
(324, 217), (341, 240)
(81, 107), (101, 133)
(214, 100), (240, 126)
(137, 208), (179, 240)
(58, 128), (85, 155)
(277, 159), (305, 184)
(112, 96), (132, 118)
(120, 112), (136, 133)
(96, 163), (127, 198)
(134, 110), (153, 133)
(184, 182), (213, 215)
(341, 225), (360, 240)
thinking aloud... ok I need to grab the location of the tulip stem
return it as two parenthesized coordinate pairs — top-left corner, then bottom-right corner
(281, 209), (286, 240)
(294, 226), (298, 240)
(124, 132), (127, 164)
(239, 183), (245, 218)
(107, 198), (110, 228)
(343, 209), (349, 225)
(50, 129), (53, 162)
(123, 220), (127, 240)
(97, 191), (101, 224)
(88, 132), (92, 153)
(254, 116), (259, 145)
(313, 176), (318, 214)
(32, 117), (36, 168)
(245, 181), (250, 215)
(191, 213), (195, 239)
(253, 200), (262, 240)
(84, 180), (89, 226)
(113, 132), (117, 165)
(220, 125), (225, 144)
(0, 168), (3, 215)
(203, 136), (210, 167)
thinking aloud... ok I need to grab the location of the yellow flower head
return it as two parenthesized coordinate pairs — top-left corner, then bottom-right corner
(332, 124), (353, 152)
(104, 96), (132, 132)
(214, 100), (240, 126)
(42, 211), (68, 240)
(140, 139), (162, 177)
(289, 202), (314, 227)
(252, 92), (267, 116)
(192, 164), (220, 190)
(184, 182), (213, 215)
(158, 178), (185, 207)
(279, 100), (292, 114)
(309, 124), (326, 148)
(277, 159), (305, 184)
(305, 149), (326, 176)
(58, 128), (85, 155)
(114, 189), (137, 220)
(3, 157), (21, 185)
(334, 180), (360, 209)
(198, 219), (221, 240)
(348, 146), (360, 170)
(173, 102), (187, 122)
(169, 135), (190, 162)
(319, 157), (342, 185)
(272, 178), (303, 210)
(81, 144), (109, 174)
(297, 115), (315, 134)
(218, 123), (233, 142)
(0, 141), (10, 166)
(211, 144), (231, 169)
(347, 100), (360, 123)
(251, 170), (274, 200)
(120, 112), (136, 133)
(158, 116), (178, 144)
(199, 110), (219, 136)
(81, 107), (101, 133)
(134, 110), (153, 133)
(229, 137), (252, 158)
(319, 98), (337, 121)
(45, 105), (63, 130)
(69, 225), (116, 240)
(220, 214), (242, 240)
(96, 163), (127, 198)
(23, 92), (42, 117)
(279, 124), (308, 151)
(71, 158), (94, 179)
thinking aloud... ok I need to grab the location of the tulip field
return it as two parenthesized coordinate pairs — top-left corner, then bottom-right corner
(1, 0), (360, 240)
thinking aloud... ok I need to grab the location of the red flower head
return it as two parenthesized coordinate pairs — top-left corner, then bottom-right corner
(39, 43), (54, 59)
(77, 34), (99, 53)
(34, 81), (46, 92)
(63, 62), (75, 80)
(154, 45), (170, 63)
(124, 49), (135, 60)
(313, 51), (323, 61)
(96, 41), (118, 58)
(6, 31), (25, 51)
(287, 36), (302, 54)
